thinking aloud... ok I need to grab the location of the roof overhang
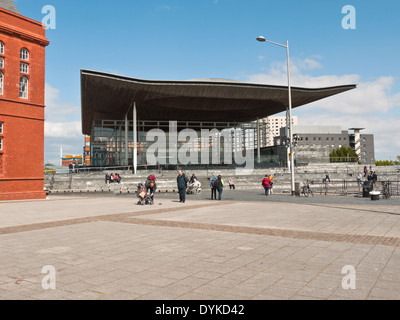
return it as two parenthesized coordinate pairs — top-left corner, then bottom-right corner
(80, 69), (356, 135)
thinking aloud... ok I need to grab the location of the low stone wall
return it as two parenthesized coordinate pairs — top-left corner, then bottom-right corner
(45, 164), (399, 195)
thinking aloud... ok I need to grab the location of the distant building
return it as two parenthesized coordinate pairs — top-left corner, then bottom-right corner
(275, 125), (375, 164)
(83, 135), (90, 166)
(0, 0), (50, 200)
(258, 116), (298, 147)
(61, 155), (83, 167)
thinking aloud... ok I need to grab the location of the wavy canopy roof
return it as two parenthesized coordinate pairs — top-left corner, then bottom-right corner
(80, 70), (356, 135)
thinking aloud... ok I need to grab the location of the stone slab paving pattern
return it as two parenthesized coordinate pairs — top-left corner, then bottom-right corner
(0, 194), (399, 300)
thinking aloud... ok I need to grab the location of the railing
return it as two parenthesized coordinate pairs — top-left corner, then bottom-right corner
(48, 165), (133, 174)
(329, 157), (359, 163)
(380, 180), (400, 198)
(306, 179), (400, 197)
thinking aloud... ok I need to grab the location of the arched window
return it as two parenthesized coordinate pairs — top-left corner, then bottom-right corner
(0, 72), (3, 95)
(19, 76), (28, 99)
(20, 62), (29, 74)
(20, 48), (29, 61)
(0, 41), (4, 54)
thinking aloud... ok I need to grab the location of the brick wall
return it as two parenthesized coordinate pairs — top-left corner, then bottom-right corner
(0, 6), (49, 200)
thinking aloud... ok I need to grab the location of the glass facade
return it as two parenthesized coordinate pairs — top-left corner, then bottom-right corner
(88, 120), (261, 167)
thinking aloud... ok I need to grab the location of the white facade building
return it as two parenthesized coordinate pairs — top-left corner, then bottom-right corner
(259, 115), (298, 147)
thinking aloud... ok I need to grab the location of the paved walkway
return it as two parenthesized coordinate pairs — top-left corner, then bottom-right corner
(0, 194), (399, 300)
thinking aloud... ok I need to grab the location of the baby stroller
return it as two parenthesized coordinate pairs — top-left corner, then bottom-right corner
(186, 181), (202, 194)
(136, 183), (153, 205)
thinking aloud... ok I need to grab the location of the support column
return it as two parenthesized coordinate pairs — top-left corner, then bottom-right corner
(133, 102), (137, 175)
(256, 118), (260, 164)
(286, 108), (290, 170)
(125, 113), (128, 166)
(118, 123), (122, 166)
(354, 129), (361, 160)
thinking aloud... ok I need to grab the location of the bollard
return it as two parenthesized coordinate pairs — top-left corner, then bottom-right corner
(294, 182), (300, 196)
(370, 191), (380, 201)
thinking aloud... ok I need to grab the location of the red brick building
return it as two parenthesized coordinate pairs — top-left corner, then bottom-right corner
(0, 1), (49, 200)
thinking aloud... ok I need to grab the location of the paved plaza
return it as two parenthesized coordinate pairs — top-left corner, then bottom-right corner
(0, 191), (399, 300)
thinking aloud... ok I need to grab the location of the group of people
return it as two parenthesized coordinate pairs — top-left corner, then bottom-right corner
(183, 171), (275, 201)
(136, 171), (208, 204)
(178, 172), (236, 202)
(177, 171), (205, 202)
(120, 167), (385, 204)
(357, 166), (378, 187)
(137, 170), (275, 204)
(105, 173), (121, 184)
(210, 175), (225, 200)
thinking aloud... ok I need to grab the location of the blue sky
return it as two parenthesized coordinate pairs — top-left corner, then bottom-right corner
(13, 0), (400, 163)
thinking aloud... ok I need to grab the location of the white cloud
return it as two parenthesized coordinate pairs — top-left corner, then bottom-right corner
(305, 76), (400, 114)
(44, 83), (82, 138)
(299, 58), (323, 71)
(44, 121), (81, 138)
(45, 83), (81, 121)
(242, 57), (400, 160)
(246, 58), (400, 115)
(44, 83), (83, 164)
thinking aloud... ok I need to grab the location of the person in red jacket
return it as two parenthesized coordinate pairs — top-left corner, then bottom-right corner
(262, 175), (271, 196)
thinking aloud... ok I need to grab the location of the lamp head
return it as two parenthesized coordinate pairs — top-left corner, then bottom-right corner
(256, 36), (266, 42)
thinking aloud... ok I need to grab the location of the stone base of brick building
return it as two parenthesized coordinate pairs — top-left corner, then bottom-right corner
(0, 191), (46, 201)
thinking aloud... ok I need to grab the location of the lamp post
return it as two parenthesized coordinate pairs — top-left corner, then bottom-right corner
(257, 36), (295, 195)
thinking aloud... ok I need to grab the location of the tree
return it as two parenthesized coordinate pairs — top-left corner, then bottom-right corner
(330, 146), (358, 163)
(375, 155), (400, 166)
(375, 160), (393, 166)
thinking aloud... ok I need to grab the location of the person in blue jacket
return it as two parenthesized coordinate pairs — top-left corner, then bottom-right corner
(210, 176), (217, 200)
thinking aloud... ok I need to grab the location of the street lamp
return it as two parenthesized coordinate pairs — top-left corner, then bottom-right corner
(257, 35), (295, 195)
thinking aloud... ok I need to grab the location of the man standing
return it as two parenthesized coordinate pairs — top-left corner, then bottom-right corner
(372, 171), (378, 187)
(177, 170), (188, 203)
(215, 175), (224, 200)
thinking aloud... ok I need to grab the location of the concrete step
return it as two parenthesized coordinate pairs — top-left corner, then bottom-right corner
(44, 165), (399, 192)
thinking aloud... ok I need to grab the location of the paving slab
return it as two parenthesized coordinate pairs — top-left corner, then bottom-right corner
(0, 194), (399, 300)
